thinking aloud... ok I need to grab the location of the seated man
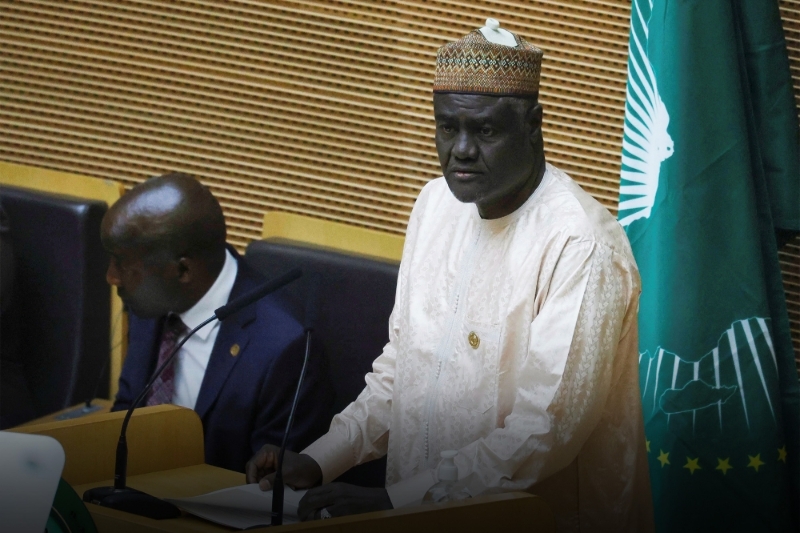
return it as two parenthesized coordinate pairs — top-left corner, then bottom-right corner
(106, 172), (332, 471)
(247, 20), (653, 531)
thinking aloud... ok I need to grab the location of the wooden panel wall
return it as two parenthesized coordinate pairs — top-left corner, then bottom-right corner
(0, 0), (798, 359)
(778, 3), (800, 366)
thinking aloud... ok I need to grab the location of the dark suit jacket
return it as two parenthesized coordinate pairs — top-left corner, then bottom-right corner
(113, 254), (333, 472)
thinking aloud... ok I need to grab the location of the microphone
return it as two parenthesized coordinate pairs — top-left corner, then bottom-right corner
(83, 268), (302, 520)
(214, 268), (302, 320)
(272, 273), (320, 526)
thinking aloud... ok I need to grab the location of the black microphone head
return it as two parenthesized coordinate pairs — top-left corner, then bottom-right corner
(214, 268), (302, 320)
(304, 273), (321, 331)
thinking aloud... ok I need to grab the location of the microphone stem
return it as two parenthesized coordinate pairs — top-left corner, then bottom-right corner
(114, 314), (217, 490)
(272, 328), (313, 526)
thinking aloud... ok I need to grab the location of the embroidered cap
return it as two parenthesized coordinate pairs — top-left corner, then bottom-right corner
(433, 18), (543, 96)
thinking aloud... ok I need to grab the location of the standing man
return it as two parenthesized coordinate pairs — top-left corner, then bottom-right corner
(105, 172), (332, 472)
(247, 20), (653, 531)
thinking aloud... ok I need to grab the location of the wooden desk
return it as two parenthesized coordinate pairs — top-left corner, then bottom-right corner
(76, 464), (243, 533)
(16, 403), (555, 532)
(11, 404), (205, 485)
(76, 464), (554, 533)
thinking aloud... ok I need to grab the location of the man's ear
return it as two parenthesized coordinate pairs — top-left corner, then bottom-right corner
(176, 256), (192, 283)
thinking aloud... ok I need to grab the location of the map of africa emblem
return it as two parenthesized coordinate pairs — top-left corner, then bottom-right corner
(639, 318), (780, 434)
(619, 0), (674, 228)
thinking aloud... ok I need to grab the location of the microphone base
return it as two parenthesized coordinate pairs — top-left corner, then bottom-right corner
(83, 486), (181, 520)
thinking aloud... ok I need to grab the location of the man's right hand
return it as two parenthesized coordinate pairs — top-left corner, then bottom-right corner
(245, 444), (323, 491)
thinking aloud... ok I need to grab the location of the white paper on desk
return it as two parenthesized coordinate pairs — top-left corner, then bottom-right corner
(165, 483), (307, 529)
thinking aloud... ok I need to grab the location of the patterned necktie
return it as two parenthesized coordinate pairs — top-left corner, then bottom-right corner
(146, 314), (188, 406)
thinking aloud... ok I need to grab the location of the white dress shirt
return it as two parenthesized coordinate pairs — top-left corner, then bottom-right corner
(172, 249), (238, 410)
(302, 165), (653, 532)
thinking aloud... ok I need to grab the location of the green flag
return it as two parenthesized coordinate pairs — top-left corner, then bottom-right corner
(618, 0), (800, 531)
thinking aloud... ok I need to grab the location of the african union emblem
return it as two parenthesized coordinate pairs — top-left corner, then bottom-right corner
(618, 0), (674, 228)
(639, 317), (790, 529)
(639, 318), (782, 433)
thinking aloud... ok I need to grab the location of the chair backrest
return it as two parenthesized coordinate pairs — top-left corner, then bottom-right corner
(0, 186), (110, 424)
(245, 238), (399, 487)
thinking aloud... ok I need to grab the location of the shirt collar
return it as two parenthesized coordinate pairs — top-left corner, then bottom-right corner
(179, 248), (238, 340)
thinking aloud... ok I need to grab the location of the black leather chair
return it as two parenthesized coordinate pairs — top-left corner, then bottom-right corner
(0, 186), (110, 428)
(245, 238), (400, 488)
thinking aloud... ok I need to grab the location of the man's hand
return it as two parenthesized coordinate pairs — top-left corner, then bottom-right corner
(297, 483), (393, 521)
(245, 444), (323, 491)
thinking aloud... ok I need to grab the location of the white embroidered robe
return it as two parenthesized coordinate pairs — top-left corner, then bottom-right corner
(303, 164), (653, 532)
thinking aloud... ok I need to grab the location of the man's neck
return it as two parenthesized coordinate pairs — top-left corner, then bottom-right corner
(181, 249), (227, 310)
(478, 154), (546, 220)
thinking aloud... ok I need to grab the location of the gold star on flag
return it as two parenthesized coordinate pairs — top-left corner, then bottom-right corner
(715, 458), (732, 475)
(778, 446), (787, 463)
(657, 450), (670, 467)
(683, 457), (701, 475)
(747, 454), (765, 472)
(646, 440), (651, 452)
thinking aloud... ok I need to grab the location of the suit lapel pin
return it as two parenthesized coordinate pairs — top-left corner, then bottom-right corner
(230, 343), (240, 357)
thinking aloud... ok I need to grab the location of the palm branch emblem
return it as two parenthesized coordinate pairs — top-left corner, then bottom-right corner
(618, 0), (674, 227)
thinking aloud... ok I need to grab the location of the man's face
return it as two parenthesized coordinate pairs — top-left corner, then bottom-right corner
(101, 215), (181, 319)
(434, 93), (542, 219)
